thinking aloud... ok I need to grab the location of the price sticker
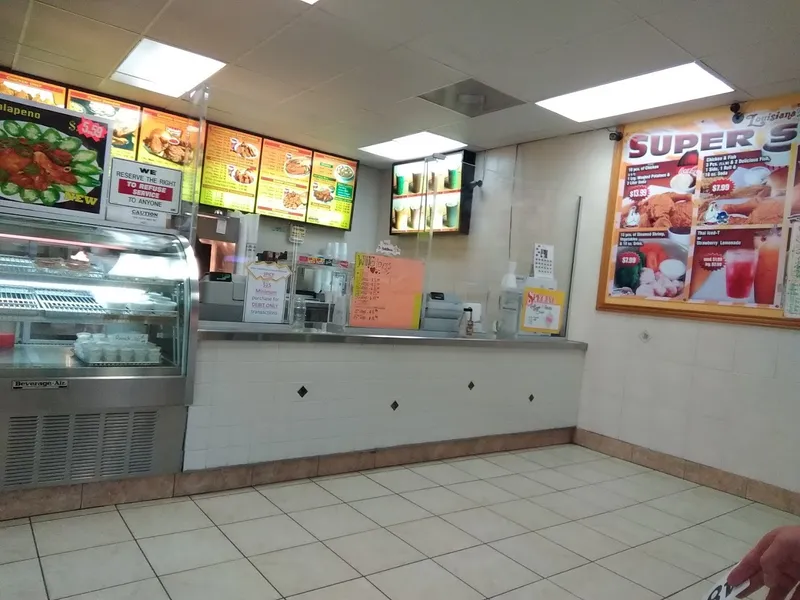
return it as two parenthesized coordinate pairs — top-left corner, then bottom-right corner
(618, 251), (641, 266)
(709, 178), (734, 196)
(703, 572), (749, 600)
(701, 253), (725, 271)
(628, 186), (649, 200)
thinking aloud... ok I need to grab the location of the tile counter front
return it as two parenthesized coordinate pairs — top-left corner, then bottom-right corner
(185, 324), (588, 471)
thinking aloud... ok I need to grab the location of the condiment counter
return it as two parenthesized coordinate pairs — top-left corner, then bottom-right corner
(186, 321), (588, 472)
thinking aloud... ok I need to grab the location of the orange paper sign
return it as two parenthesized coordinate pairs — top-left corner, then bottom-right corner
(349, 253), (424, 329)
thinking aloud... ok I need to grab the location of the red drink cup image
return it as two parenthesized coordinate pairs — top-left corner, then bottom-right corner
(724, 249), (757, 299)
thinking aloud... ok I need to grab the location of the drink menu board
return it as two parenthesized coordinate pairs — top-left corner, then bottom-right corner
(199, 124), (260, 212)
(137, 108), (200, 202)
(255, 139), (311, 221)
(67, 89), (141, 160)
(306, 152), (357, 230)
(349, 253), (424, 329)
(598, 94), (800, 327)
(0, 71), (66, 107)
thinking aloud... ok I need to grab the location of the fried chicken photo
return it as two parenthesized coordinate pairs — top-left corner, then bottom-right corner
(622, 192), (692, 229)
(746, 199), (783, 224)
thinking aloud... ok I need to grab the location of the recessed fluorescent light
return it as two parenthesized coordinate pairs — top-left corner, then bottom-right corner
(112, 39), (226, 98)
(360, 132), (467, 160)
(536, 63), (733, 123)
(300, 0), (320, 4)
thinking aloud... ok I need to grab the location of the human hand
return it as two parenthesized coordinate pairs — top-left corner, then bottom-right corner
(728, 526), (800, 599)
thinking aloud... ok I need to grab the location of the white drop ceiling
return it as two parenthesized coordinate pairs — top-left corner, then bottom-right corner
(1, 0), (798, 167)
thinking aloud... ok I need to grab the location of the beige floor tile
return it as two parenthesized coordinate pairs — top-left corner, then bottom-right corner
(672, 525), (753, 562)
(258, 482), (340, 512)
(401, 487), (476, 515)
(40, 541), (153, 599)
(435, 545), (539, 597)
(555, 463), (620, 484)
(31, 506), (116, 523)
(446, 480), (518, 505)
(326, 529), (424, 575)
(611, 504), (694, 535)
(449, 458), (514, 479)
(483, 453), (546, 474)
(524, 470), (586, 491)
(388, 517), (480, 557)
(704, 504), (798, 544)
(599, 548), (700, 596)
(291, 503), (380, 540)
(221, 514), (315, 556)
(538, 522), (628, 560)
(349, 495), (431, 527)
(119, 500), (212, 539)
(565, 484), (637, 511)
(194, 491), (281, 525)
(529, 491), (606, 520)
(138, 527), (241, 576)
(408, 463), (477, 486)
(364, 469), (438, 493)
(368, 559), (482, 600)
(288, 578), (387, 600)
(316, 475), (393, 502)
(442, 507), (527, 542)
(489, 499), (569, 531)
(251, 542), (359, 597)
(647, 488), (750, 524)
(494, 580), (581, 600)
(64, 579), (168, 599)
(0, 558), (47, 600)
(0, 524), (37, 565)
(491, 532), (587, 577)
(33, 511), (132, 556)
(551, 563), (660, 600)
(639, 537), (733, 578)
(486, 474), (555, 498)
(160, 558), (279, 600)
(579, 512), (662, 546)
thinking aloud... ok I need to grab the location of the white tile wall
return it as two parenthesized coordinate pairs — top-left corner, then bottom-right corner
(185, 340), (585, 470)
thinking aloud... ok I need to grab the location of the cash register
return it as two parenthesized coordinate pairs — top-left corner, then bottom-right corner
(421, 292), (464, 332)
(199, 272), (246, 321)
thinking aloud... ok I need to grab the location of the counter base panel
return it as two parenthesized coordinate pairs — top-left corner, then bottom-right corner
(0, 405), (185, 490)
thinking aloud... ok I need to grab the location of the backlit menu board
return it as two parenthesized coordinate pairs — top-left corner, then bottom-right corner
(598, 93), (800, 328)
(67, 89), (141, 160)
(306, 152), (357, 230)
(0, 71), (65, 107)
(137, 108), (200, 202)
(199, 124), (260, 212)
(255, 139), (312, 221)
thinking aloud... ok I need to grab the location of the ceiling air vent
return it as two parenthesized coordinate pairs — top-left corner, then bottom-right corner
(419, 79), (525, 118)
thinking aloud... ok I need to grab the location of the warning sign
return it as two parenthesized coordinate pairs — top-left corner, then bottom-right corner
(108, 158), (182, 215)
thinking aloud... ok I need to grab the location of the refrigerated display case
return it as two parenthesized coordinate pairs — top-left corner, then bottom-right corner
(0, 209), (198, 489)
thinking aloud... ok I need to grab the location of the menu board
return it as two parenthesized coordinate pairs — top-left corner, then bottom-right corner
(391, 151), (464, 234)
(67, 89), (140, 160)
(255, 139), (311, 221)
(0, 71), (66, 108)
(598, 94), (800, 327)
(306, 152), (357, 229)
(0, 95), (112, 215)
(350, 253), (424, 329)
(137, 108), (200, 202)
(199, 124), (260, 212)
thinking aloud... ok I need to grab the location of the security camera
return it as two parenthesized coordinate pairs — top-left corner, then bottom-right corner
(609, 131), (623, 142)
(730, 102), (744, 124)
(465, 180), (483, 191)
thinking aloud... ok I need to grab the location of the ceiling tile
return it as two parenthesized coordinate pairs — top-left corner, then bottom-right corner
(0, 52), (13, 69)
(23, 3), (139, 77)
(98, 79), (175, 109)
(0, 0), (28, 44)
(375, 97), (467, 133)
(647, 0), (792, 58)
(37, 0), (168, 33)
(13, 55), (103, 90)
(469, 19), (694, 103)
(236, 9), (393, 89)
(614, 0), (699, 17)
(0, 38), (17, 63)
(703, 33), (800, 91)
(208, 66), (302, 105)
(407, 0), (637, 74)
(148, 0), (307, 63)
(743, 78), (800, 99)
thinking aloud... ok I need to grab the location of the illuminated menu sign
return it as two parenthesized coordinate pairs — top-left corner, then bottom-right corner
(0, 71), (66, 108)
(255, 139), (312, 221)
(137, 108), (200, 202)
(306, 152), (357, 230)
(199, 124), (260, 212)
(67, 89), (141, 160)
(391, 151), (465, 234)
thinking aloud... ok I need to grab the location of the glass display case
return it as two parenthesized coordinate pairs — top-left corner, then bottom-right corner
(0, 209), (198, 489)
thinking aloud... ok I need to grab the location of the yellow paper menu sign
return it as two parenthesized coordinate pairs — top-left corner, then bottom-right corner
(519, 287), (565, 334)
(350, 253), (424, 329)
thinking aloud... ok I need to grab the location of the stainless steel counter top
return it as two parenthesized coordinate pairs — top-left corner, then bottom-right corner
(198, 321), (588, 351)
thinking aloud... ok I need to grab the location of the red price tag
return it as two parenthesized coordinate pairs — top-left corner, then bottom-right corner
(76, 117), (107, 142)
(701, 253), (725, 271)
(628, 186), (648, 200)
(618, 251), (640, 267)
(709, 178), (733, 196)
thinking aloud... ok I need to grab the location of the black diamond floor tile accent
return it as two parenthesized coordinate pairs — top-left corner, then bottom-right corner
(390, 401), (399, 411)
(468, 381), (475, 390)
(529, 394), (535, 402)
(297, 386), (308, 398)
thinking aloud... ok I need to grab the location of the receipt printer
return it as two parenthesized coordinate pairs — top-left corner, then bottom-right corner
(421, 291), (463, 332)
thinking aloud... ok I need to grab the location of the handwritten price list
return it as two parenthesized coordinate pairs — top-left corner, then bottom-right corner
(350, 253), (424, 329)
(784, 223), (800, 318)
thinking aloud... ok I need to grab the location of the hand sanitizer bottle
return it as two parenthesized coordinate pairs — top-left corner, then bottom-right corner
(498, 261), (520, 339)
